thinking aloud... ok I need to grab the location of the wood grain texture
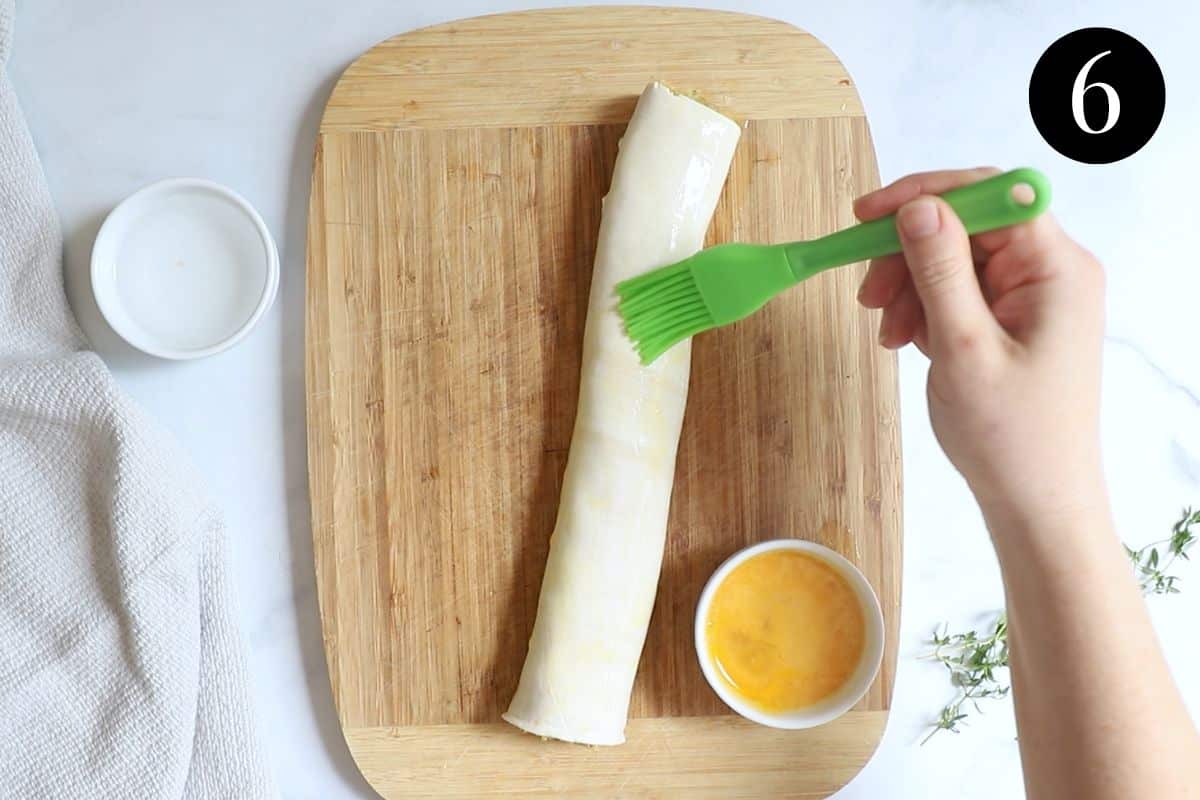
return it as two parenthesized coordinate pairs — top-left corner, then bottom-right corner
(306, 7), (901, 797)
(347, 712), (887, 798)
(322, 6), (863, 131)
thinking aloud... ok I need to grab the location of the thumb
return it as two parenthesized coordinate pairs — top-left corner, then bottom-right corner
(896, 196), (998, 351)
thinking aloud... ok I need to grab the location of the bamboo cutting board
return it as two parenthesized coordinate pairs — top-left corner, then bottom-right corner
(306, 8), (901, 797)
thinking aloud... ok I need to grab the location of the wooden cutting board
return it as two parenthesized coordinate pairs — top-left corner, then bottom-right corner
(305, 7), (901, 797)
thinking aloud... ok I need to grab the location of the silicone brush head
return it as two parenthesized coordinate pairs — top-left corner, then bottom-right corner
(615, 243), (799, 364)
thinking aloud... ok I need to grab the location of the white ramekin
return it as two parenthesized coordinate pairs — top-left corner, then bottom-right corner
(91, 178), (278, 359)
(694, 538), (885, 729)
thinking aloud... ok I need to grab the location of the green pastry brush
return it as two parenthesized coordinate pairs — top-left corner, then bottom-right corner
(616, 167), (1051, 364)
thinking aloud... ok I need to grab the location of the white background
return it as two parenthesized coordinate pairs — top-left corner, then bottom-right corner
(11, 1), (1200, 797)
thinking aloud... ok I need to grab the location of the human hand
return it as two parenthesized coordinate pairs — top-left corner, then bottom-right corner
(854, 168), (1107, 524)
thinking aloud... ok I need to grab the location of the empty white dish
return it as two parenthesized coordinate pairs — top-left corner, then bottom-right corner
(91, 178), (279, 359)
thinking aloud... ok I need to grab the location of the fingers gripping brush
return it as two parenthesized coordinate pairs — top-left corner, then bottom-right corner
(616, 168), (1051, 364)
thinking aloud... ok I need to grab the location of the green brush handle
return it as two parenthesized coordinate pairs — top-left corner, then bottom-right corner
(785, 167), (1052, 279)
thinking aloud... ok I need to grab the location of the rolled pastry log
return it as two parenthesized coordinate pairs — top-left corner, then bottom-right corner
(503, 82), (740, 745)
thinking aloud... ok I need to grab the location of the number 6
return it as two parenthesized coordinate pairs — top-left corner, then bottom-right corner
(1072, 50), (1120, 134)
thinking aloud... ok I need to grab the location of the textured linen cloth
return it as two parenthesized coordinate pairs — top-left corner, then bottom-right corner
(0, 3), (276, 796)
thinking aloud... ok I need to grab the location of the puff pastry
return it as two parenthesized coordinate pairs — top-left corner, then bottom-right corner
(503, 82), (740, 745)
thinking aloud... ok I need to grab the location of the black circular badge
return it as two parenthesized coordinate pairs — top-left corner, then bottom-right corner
(1029, 27), (1165, 164)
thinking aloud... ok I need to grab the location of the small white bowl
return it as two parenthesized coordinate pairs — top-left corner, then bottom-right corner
(91, 178), (279, 359)
(694, 539), (885, 730)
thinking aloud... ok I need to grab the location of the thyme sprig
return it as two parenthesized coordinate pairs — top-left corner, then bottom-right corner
(923, 507), (1197, 743)
(1126, 507), (1199, 595)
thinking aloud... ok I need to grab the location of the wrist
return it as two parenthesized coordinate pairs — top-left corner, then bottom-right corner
(982, 480), (1127, 603)
(972, 464), (1110, 541)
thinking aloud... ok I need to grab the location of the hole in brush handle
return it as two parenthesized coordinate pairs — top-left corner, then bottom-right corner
(1010, 182), (1037, 206)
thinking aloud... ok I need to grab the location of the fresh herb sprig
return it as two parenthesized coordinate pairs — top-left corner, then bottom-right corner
(923, 506), (1197, 743)
(1126, 507), (1199, 595)
(921, 613), (1010, 744)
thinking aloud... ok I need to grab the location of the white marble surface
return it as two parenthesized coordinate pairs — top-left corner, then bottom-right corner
(10, 1), (1199, 797)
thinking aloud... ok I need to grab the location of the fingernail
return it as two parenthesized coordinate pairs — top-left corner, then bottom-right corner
(897, 198), (940, 240)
